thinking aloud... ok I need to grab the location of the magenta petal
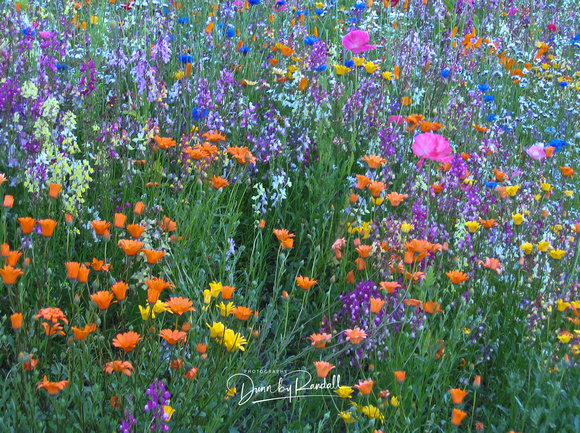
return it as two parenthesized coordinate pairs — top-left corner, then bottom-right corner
(412, 133), (454, 164)
(342, 30), (373, 52)
(388, 115), (405, 125)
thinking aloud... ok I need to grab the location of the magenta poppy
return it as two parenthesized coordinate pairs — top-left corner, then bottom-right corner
(342, 30), (376, 53)
(526, 144), (546, 160)
(388, 115), (406, 125)
(412, 133), (454, 167)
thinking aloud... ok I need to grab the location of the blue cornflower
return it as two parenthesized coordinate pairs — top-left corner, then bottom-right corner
(440, 69), (450, 78)
(22, 28), (36, 36)
(248, 0), (260, 5)
(545, 127), (556, 134)
(355, 3), (366, 10)
(485, 181), (498, 188)
(559, 81), (568, 87)
(478, 83), (490, 92)
(192, 107), (208, 121)
(178, 54), (194, 64)
(316, 64), (327, 72)
(315, 8), (324, 15)
(296, 9), (309, 16)
(344, 60), (355, 68)
(239, 46), (250, 54)
(304, 36), (319, 45)
(218, 22), (224, 29)
(226, 28), (235, 38)
(573, 32), (580, 41)
(163, 8), (169, 14)
(56, 64), (68, 71)
(177, 17), (189, 24)
(487, 114), (496, 121)
(547, 139), (567, 153)
(483, 95), (494, 102)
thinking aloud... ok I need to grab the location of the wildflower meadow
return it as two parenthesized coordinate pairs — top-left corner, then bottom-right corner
(2, 0), (580, 431)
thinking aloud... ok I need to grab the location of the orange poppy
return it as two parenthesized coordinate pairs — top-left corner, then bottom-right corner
(134, 201), (145, 215)
(202, 130), (226, 142)
(473, 124), (488, 133)
(307, 332), (331, 348)
(65, 262), (80, 279)
(71, 323), (97, 340)
(159, 329), (187, 345)
(91, 258), (110, 272)
(146, 277), (175, 303)
(212, 176), (230, 189)
(38, 219), (57, 237)
(313, 361), (335, 378)
(37, 376), (69, 395)
(104, 360), (134, 376)
(112, 331), (142, 352)
(451, 409), (467, 426)
(394, 371), (406, 383)
(159, 216), (177, 232)
(423, 301), (443, 314)
(446, 270), (469, 284)
(1, 243), (9, 257)
(77, 265), (90, 283)
(90, 291), (115, 310)
(221, 285), (235, 300)
(345, 270), (355, 285)
(165, 297), (196, 315)
(65, 213), (73, 225)
(196, 343), (207, 354)
(473, 375), (481, 387)
(126, 224), (145, 238)
(232, 306), (253, 321)
(385, 192), (408, 206)
(545, 146), (555, 158)
(431, 184), (443, 193)
(91, 220), (111, 236)
(170, 358), (185, 370)
(403, 298), (423, 308)
(379, 281), (400, 294)
(4, 195), (14, 208)
(114, 213), (127, 228)
(450, 388), (468, 404)
(354, 257), (366, 270)
(296, 276), (317, 290)
(152, 135), (177, 149)
(0, 265), (23, 285)
(118, 239), (145, 256)
(370, 297), (385, 314)
(368, 181), (386, 197)
(355, 175), (371, 190)
(141, 249), (166, 265)
(354, 379), (374, 395)
(35, 307), (68, 324)
(492, 169), (505, 182)
(560, 166), (575, 178)
(479, 219), (497, 228)
(405, 114), (424, 130)
(49, 183), (62, 198)
(361, 155), (386, 169)
(10, 312), (23, 329)
(349, 193), (358, 204)
(225, 146), (257, 165)
(111, 281), (128, 301)
(419, 121), (444, 133)
(6, 250), (22, 267)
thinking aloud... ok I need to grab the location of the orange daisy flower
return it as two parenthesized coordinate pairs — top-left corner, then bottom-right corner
(35, 307), (68, 324)
(91, 220), (111, 236)
(118, 239), (145, 256)
(112, 331), (142, 352)
(379, 281), (401, 294)
(394, 371), (406, 383)
(165, 297), (196, 315)
(361, 155), (386, 169)
(226, 146), (256, 165)
(126, 224), (146, 238)
(141, 249), (166, 264)
(313, 361), (335, 378)
(0, 265), (24, 285)
(450, 388), (468, 405)
(37, 376), (69, 395)
(212, 176), (230, 189)
(114, 213), (127, 228)
(446, 270), (469, 284)
(345, 327), (367, 344)
(385, 192), (409, 207)
(273, 228), (295, 249)
(153, 135), (177, 149)
(159, 329), (187, 345)
(38, 219), (57, 237)
(354, 379), (374, 395)
(451, 409), (467, 425)
(42, 322), (66, 336)
(355, 174), (371, 190)
(307, 332), (331, 349)
(370, 297), (385, 314)
(231, 306), (253, 321)
(368, 181), (386, 197)
(90, 291), (115, 310)
(295, 275), (318, 290)
(202, 130), (226, 142)
(111, 281), (128, 301)
(146, 277), (175, 303)
(71, 323), (97, 340)
(104, 360), (134, 376)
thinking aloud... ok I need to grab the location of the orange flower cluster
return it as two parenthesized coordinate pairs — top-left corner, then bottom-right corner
(273, 228), (295, 249)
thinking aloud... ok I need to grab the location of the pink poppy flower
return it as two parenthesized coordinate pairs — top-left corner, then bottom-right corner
(547, 24), (557, 32)
(388, 115), (406, 125)
(412, 133), (454, 167)
(342, 30), (376, 54)
(526, 144), (546, 160)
